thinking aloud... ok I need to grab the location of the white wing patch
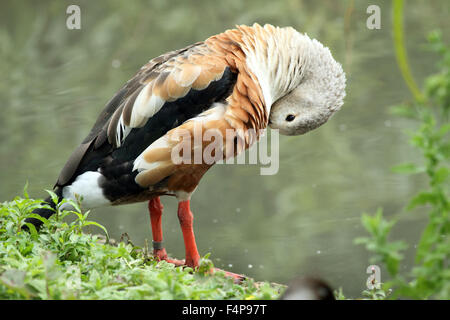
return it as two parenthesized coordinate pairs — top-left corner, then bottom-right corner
(115, 117), (132, 147)
(62, 171), (111, 209)
(133, 84), (165, 117)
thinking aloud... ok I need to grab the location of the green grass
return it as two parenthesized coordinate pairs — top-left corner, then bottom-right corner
(0, 193), (284, 300)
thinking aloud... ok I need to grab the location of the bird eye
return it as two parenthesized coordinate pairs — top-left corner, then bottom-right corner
(285, 114), (296, 122)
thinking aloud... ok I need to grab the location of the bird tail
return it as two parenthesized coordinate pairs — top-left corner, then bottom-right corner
(23, 187), (63, 230)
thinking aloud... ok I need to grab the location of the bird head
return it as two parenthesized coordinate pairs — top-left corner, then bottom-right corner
(235, 24), (345, 135)
(267, 32), (346, 136)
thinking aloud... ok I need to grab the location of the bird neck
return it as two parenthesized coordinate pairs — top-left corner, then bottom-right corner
(232, 24), (311, 110)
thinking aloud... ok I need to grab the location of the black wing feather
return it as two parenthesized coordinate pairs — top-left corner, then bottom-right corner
(55, 61), (236, 191)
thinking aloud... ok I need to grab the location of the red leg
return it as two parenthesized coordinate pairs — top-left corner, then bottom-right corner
(177, 200), (200, 268)
(149, 197), (184, 266)
(148, 197), (168, 261)
(150, 198), (245, 281)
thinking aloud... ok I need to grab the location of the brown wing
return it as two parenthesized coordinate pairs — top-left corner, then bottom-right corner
(55, 41), (236, 187)
(128, 30), (271, 190)
(114, 43), (229, 144)
(56, 26), (269, 190)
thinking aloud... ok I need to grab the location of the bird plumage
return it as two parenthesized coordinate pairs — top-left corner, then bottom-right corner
(26, 23), (346, 270)
(55, 23), (315, 205)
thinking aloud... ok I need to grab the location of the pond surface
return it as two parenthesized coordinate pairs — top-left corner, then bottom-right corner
(0, 0), (448, 297)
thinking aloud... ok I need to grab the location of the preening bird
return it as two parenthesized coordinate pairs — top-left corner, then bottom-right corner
(26, 23), (346, 270)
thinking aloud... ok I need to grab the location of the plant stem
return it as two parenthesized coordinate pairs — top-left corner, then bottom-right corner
(392, 0), (425, 103)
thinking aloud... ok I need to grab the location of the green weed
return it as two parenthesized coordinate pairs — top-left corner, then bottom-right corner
(353, 5), (449, 299)
(0, 191), (283, 300)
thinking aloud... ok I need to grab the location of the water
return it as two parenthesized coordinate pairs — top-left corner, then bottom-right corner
(0, 0), (448, 298)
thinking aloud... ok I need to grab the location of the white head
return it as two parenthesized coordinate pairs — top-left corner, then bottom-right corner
(267, 32), (346, 135)
(239, 24), (346, 136)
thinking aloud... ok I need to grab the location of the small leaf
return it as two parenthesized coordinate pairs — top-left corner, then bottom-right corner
(389, 104), (418, 119)
(438, 123), (450, 136)
(45, 189), (59, 206)
(23, 182), (29, 199)
(23, 222), (38, 236)
(24, 213), (50, 227)
(433, 167), (449, 184)
(391, 163), (425, 174)
(415, 223), (439, 263)
(407, 192), (437, 210)
(83, 221), (109, 241)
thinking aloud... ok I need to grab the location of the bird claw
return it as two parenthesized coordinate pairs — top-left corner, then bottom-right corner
(156, 256), (246, 283)
(152, 249), (185, 267)
(153, 248), (168, 261)
(213, 268), (247, 284)
(164, 257), (186, 267)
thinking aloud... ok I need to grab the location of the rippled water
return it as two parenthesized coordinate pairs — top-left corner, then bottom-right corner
(0, 0), (448, 297)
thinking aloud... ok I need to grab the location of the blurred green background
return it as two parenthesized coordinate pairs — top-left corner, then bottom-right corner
(0, 0), (449, 297)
